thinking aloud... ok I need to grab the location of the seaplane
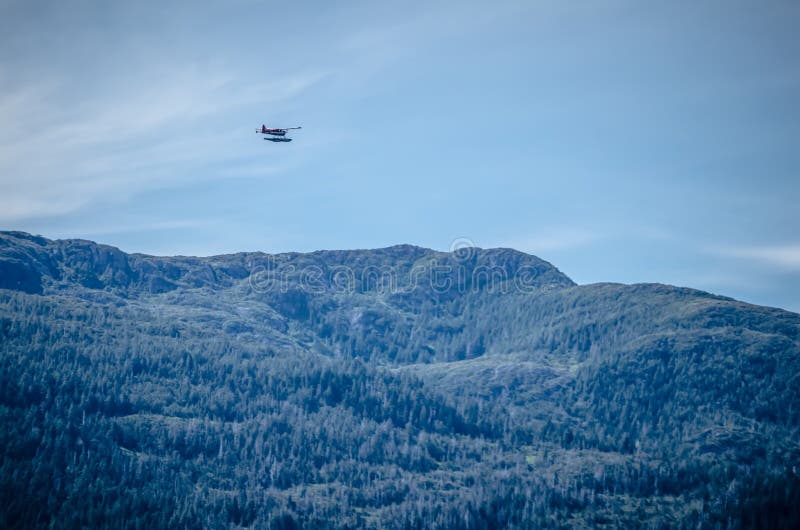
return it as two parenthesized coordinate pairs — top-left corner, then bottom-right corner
(256, 124), (302, 143)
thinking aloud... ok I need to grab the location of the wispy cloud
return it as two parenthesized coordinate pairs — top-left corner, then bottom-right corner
(49, 217), (218, 239)
(714, 244), (800, 270)
(0, 68), (326, 222)
(503, 227), (602, 254)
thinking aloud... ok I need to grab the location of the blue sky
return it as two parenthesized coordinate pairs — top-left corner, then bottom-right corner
(1, 0), (799, 311)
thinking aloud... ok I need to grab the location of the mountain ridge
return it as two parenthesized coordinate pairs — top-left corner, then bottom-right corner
(3, 231), (777, 313)
(0, 231), (577, 301)
(1, 230), (799, 528)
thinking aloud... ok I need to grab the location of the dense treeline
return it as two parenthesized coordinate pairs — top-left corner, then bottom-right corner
(0, 293), (541, 528)
(1, 231), (800, 528)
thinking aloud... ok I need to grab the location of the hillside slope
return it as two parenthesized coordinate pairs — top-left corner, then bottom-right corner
(1, 231), (799, 529)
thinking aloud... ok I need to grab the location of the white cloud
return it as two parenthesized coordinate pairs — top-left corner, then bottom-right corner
(503, 227), (601, 254)
(0, 68), (327, 222)
(715, 244), (800, 270)
(50, 217), (217, 239)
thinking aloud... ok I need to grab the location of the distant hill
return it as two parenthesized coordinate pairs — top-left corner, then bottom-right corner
(1, 230), (798, 529)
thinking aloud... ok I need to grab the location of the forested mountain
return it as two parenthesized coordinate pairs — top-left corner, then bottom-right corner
(1, 230), (799, 529)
